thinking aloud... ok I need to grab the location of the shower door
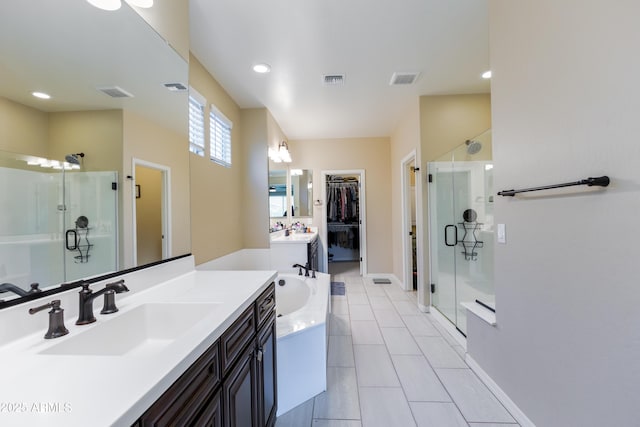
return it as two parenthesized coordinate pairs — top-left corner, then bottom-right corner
(62, 171), (118, 282)
(428, 146), (494, 335)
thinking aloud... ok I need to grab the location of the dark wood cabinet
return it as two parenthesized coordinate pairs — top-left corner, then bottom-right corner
(136, 282), (277, 427)
(256, 314), (277, 427)
(223, 345), (257, 427)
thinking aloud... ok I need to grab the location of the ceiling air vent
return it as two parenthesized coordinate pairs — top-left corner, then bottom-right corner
(97, 86), (134, 98)
(164, 82), (188, 92)
(323, 74), (345, 86)
(389, 72), (420, 86)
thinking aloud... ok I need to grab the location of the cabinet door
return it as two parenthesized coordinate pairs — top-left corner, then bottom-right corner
(223, 347), (257, 427)
(257, 316), (277, 427)
(196, 389), (222, 427)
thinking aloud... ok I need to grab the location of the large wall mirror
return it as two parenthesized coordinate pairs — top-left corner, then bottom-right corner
(0, 1), (189, 308)
(268, 167), (313, 231)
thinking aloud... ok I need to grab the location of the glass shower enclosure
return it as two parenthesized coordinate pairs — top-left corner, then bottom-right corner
(0, 150), (117, 301)
(428, 129), (494, 335)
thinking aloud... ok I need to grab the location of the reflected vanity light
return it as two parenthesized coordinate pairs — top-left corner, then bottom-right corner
(87, 0), (122, 11)
(87, 0), (153, 11)
(25, 157), (81, 170)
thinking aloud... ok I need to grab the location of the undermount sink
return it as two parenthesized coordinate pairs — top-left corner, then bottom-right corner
(41, 303), (221, 356)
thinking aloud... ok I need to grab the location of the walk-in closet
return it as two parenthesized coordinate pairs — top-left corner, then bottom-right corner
(326, 174), (361, 267)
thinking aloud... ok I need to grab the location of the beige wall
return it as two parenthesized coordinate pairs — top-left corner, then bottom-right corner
(48, 110), (123, 173)
(241, 109), (273, 249)
(188, 54), (244, 265)
(288, 137), (393, 274)
(130, 0), (189, 62)
(122, 110), (190, 268)
(0, 97), (48, 156)
(390, 100), (421, 287)
(135, 166), (163, 265)
(420, 94), (492, 161)
(468, 1), (640, 425)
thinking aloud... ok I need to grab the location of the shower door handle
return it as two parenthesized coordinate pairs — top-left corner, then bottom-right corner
(444, 225), (458, 247)
(65, 230), (78, 250)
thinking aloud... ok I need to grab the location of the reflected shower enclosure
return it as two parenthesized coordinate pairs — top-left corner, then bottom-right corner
(428, 129), (494, 335)
(0, 151), (117, 301)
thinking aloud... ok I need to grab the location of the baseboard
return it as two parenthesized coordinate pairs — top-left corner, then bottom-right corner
(465, 354), (536, 427)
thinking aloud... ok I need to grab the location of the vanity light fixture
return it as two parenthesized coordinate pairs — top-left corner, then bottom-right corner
(32, 91), (51, 100)
(253, 63), (271, 74)
(482, 70), (492, 79)
(269, 141), (292, 163)
(87, 0), (153, 11)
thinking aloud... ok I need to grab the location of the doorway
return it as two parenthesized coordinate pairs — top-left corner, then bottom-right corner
(401, 151), (420, 292)
(322, 170), (367, 276)
(132, 159), (171, 266)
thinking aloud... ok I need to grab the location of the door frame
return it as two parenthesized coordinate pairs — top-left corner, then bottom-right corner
(321, 169), (367, 276)
(131, 158), (171, 267)
(401, 150), (423, 293)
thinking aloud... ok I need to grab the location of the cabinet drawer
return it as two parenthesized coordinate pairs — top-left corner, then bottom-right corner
(256, 282), (276, 328)
(138, 340), (220, 426)
(220, 304), (256, 374)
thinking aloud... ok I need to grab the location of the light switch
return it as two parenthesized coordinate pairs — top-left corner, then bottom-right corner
(497, 223), (506, 244)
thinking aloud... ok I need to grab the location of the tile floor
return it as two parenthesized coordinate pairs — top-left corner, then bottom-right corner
(275, 262), (519, 427)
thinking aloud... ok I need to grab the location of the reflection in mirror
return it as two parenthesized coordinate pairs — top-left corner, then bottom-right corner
(291, 169), (313, 217)
(0, 1), (189, 308)
(268, 170), (288, 223)
(0, 150), (117, 304)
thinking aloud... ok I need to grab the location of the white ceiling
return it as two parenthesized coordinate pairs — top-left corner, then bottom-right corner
(189, 0), (490, 140)
(0, 1), (188, 135)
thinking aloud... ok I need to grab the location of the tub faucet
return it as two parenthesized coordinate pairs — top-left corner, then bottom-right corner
(292, 263), (310, 277)
(0, 282), (41, 297)
(76, 280), (129, 325)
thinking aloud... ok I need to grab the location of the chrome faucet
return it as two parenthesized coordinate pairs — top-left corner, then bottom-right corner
(0, 282), (41, 297)
(292, 263), (310, 277)
(76, 280), (129, 325)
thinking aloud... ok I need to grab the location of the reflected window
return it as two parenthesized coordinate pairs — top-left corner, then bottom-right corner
(269, 184), (289, 217)
(188, 88), (205, 157)
(210, 104), (232, 167)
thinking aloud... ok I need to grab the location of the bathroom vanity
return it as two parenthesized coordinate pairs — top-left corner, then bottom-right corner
(0, 257), (277, 427)
(269, 229), (318, 272)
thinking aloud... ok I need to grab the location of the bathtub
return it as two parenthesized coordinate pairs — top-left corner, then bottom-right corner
(275, 271), (331, 416)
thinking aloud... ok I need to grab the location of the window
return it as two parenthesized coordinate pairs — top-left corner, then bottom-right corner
(188, 88), (205, 156)
(209, 104), (232, 167)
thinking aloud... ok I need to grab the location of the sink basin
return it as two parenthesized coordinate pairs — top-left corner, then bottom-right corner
(41, 303), (221, 356)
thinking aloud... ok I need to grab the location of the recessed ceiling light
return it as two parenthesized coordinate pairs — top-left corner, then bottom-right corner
(482, 70), (492, 79)
(86, 0), (122, 11)
(32, 92), (51, 100)
(253, 63), (271, 74)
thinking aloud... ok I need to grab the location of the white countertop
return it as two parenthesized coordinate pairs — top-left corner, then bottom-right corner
(270, 230), (318, 245)
(0, 269), (277, 427)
